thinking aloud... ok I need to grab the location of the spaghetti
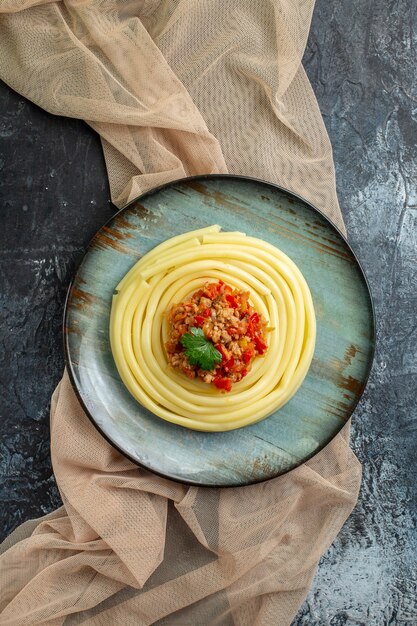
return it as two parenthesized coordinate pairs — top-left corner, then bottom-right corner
(110, 225), (316, 431)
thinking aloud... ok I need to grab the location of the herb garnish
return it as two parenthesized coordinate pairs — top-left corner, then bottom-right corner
(180, 327), (222, 371)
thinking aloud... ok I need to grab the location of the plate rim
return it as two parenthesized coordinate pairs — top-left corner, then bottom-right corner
(63, 173), (376, 487)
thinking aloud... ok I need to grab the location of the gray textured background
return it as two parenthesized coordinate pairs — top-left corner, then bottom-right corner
(0, 0), (416, 623)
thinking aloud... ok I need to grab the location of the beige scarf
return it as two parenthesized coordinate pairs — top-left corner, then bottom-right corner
(0, 2), (361, 624)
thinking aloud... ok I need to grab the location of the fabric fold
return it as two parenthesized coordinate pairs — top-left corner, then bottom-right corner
(0, 1), (361, 624)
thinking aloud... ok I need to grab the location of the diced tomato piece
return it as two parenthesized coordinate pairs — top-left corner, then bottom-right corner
(250, 312), (260, 324)
(215, 343), (228, 364)
(223, 357), (235, 372)
(202, 308), (211, 318)
(223, 284), (233, 294)
(209, 283), (221, 298)
(214, 376), (232, 392)
(225, 294), (238, 308)
(204, 281), (223, 299)
(241, 368), (248, 378)
(242, 348), (254, 364)
(194, 315), (205, 327)
(247, 321), (255, 338)
(253, 335), (267, 354)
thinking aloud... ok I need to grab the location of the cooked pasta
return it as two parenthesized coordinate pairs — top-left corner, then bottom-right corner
(110, 225), (316, 431)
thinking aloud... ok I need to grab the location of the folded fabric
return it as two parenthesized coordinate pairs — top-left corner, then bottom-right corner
(0, 1), (361, 624)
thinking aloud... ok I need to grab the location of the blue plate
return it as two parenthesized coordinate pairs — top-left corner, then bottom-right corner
(64, 175), (375, 487)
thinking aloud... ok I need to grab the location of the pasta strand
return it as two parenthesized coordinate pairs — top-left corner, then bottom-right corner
(110, 226), (316, 431)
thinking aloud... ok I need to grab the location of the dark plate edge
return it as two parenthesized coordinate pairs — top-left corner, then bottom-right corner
(63, 173), (377, 488)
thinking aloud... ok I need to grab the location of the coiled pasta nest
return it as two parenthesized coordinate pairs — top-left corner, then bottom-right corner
(110, 225), (316, 431)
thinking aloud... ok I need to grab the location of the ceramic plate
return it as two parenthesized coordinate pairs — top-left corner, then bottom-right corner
(64, 175), (375, 487)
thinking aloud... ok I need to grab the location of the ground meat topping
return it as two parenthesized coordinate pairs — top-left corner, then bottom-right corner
(165, 280), (269, 392)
